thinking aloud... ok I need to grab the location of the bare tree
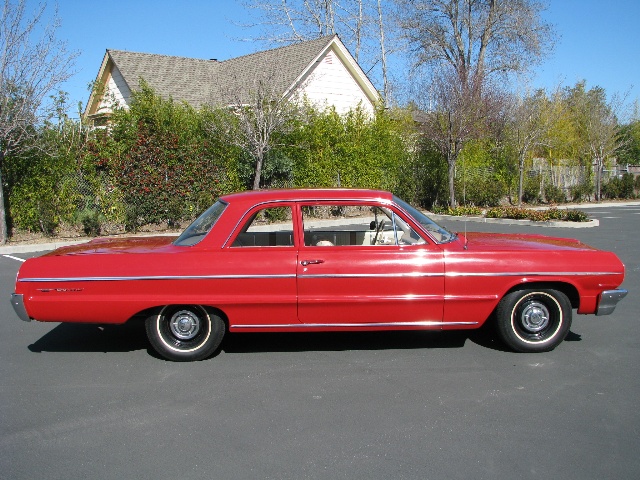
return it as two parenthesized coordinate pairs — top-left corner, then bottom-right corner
(508, 88), (562, 205)
(397, 0), (555, 85)
(211, 72), (297, 190)
(0, 0), (77, 243)
(418, 67), (501, 206)
(578, 90), (628, 201)
(241, 0), (396, 102)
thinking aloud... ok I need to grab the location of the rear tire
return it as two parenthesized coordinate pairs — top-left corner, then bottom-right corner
(145, 305), (225, 361)
(496, 289), (572, 353)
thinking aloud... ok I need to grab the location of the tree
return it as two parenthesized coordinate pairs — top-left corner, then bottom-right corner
(242, 0), (396, 101)
(564, 82), (627, 201)
(398, 0), (555, 206)
(0, 0), (77, 242)
(508, 89), (561, 205)
(397, 0), (555, 85)
(211, 70), (297, 190)
(417, 66), (502, 206)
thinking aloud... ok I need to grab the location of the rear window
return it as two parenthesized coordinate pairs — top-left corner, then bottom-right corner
(174, 200), (227, 246)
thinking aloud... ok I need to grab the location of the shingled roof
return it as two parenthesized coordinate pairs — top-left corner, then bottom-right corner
(84, 35), (378, 119)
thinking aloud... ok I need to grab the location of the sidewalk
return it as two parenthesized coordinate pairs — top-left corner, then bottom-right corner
(2, 201), (638, 255)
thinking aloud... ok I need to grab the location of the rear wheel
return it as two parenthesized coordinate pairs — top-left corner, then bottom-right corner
(145, 305), (225, 361)
(496, 289), (572, 352)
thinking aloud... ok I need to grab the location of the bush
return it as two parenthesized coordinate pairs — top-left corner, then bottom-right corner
(602, 174), (636, 199)
(544, 184), (566, 204)
(74, 209), (106, 236)
(569, 181), (593, 203)
(523, 174), (542, 204)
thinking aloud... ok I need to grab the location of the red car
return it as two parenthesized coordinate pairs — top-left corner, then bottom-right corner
(11, 189), (627, 361)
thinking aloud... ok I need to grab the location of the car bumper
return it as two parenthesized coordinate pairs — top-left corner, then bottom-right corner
(11, 294), (31, 322)
(596, 289), (628, 316)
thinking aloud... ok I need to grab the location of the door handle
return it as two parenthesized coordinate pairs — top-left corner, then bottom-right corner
(300, 259), (325, 266)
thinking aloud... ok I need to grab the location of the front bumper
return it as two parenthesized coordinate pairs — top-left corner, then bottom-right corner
(596, 289), (628, 316)
(10, 294), (31, 322)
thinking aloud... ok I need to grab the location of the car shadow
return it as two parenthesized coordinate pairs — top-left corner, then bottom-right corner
(27, 322), (578, 356)
(221, 330), (471, 354)
(28, 321), (148, 354)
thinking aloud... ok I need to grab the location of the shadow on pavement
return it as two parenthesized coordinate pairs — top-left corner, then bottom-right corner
(28, 321), (148, 354)
(27, 321), (577, 356)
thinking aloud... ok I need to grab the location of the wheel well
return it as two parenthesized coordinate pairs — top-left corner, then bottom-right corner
(127, 305), (230, 330)
(504, 282), (580, 310)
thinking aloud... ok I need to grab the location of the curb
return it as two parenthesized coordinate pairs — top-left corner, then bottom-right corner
(429, 214), (599, 228)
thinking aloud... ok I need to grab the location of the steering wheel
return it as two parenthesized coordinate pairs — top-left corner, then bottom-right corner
(372, 219), (386, 245)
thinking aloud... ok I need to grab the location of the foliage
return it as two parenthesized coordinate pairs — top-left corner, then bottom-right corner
(601, 174), (636, 200)
(286, 106), (410, 192)
(543, 183), (566, 204)
(485, 206), (589, 222)
(84, 83), (241, 230)
(431, 205), (482, 216)
(0, 0), (78, 242)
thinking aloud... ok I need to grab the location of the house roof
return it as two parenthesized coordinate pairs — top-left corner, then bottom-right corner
(85, 35), (379, 117)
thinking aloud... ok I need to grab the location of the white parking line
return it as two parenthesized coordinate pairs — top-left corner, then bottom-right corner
(3, 254), (25, 262)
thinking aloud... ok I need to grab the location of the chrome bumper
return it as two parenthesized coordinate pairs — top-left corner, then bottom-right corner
(596, 289), (628, 316)
(10, 294), (31, 322)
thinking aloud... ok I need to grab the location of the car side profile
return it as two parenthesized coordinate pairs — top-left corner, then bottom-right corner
(11, 189), (627, 361)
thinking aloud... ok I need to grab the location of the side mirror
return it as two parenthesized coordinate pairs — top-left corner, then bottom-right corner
(369, 221), (376, 230)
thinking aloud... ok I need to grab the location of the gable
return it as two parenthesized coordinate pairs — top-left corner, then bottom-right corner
(293, 48), (376, 115)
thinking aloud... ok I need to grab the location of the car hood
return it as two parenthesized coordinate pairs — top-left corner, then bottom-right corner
(42, 235), (178, 256)
(460, 232), (597, 251)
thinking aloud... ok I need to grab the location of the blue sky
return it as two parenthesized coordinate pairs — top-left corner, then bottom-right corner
(36, 0), (640, 119)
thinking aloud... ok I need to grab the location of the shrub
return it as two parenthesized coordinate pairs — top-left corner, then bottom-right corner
(544, 184), (566, 204)
(74, 208), (105, 236)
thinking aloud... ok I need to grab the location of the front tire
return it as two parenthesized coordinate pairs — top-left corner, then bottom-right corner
(496, 289), (572, 353)
(145, 305), (225, 361)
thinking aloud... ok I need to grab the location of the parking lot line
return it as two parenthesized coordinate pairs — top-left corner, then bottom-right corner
(3, 254), (25, 262)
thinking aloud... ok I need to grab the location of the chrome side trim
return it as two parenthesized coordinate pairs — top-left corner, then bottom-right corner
(231, 321), (478, 329)
(444, 271), (621, 277)
(19, 270), (622, 283)
(19, 274), (296, 283)
(301, 272), (443, 279)
(596, 289), (628, 316)
(11, 294), (31, 322)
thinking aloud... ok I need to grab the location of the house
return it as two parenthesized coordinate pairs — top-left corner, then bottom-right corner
(83, 35), (380, 125)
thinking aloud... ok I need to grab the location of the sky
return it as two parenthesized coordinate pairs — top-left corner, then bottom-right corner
(29, 0), (640, 119)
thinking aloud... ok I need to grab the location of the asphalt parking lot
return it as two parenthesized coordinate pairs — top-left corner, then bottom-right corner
(1, 204), (639, 480)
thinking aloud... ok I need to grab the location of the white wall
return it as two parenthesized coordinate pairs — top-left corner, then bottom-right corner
(295, 49), (375, 115)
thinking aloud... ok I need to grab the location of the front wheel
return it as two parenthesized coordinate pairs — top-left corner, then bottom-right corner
(145, 305), (225, 361)
(495, 289), (572, 353)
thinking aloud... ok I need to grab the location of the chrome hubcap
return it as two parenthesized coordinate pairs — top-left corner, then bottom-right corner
(521, 301), (550, 333)
(169, 310), (201, 340)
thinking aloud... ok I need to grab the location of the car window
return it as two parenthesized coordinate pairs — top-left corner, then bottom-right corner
(393, 195), (457, 243)
(174, 200), (227, 246)
(231, 206), (294, 247)
(302, 204), (426, 247)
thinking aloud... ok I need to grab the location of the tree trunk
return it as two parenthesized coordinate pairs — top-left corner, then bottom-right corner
(0, 152), (6, 245)
(448, 159), (456, 207)
(518, 153), (525, 206)
(252, 154), (264, 190)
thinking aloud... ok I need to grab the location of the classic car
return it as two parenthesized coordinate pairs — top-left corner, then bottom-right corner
(11, 189), (627, 361)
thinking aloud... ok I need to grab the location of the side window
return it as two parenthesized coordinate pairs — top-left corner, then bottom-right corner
(302, 205), (400, 246)
(231, 207), (294, 247)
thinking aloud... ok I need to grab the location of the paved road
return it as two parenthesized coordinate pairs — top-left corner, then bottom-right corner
(1, 204), (638, 480)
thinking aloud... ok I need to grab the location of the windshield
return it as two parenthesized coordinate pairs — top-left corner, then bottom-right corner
(393, 196), (457, 244)
(174, 200), (227, 246)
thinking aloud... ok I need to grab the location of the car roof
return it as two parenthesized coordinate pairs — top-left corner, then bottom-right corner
(220, 188), (394, 205)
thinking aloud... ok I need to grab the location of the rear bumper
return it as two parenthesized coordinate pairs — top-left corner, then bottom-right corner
(10, 294), (31, 322)
(596, 289), (628, 316)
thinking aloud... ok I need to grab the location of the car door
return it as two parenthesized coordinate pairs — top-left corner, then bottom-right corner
(221, 203), (299, 327)
(296, 202), (445, 328)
